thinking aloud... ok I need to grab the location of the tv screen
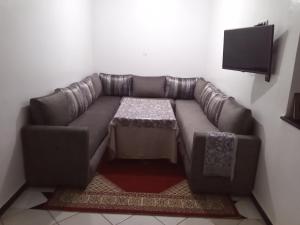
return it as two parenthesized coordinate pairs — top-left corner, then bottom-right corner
(222, 25), (274, 80)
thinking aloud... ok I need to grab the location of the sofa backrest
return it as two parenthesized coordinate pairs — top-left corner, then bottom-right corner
(30, 73), (103, 125)
(99, 73), (201, 99)
(218, 98), (253, 135)
(30, 72), (253, 134)
(132, 76), (165, 98)
(30, 91), (75, 125)
(195, 81), (254, 135)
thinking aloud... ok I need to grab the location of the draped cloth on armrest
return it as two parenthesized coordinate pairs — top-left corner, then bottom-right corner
(203, 132), (238, 180)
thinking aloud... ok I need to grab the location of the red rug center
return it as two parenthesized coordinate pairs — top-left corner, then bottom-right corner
(99, 159), (186, 193)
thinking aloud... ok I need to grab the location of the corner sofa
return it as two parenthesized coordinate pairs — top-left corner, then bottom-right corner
(22, 73), (260, 194)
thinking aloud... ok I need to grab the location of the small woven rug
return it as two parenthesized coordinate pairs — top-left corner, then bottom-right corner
(39, 160), (241, 218)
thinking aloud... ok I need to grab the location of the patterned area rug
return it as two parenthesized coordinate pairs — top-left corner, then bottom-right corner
(40, 160), (241, 218)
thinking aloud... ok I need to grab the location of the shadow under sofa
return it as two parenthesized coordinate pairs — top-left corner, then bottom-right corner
(22, 73), (260, 195)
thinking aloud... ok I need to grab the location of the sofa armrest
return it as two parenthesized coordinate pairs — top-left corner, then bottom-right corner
(22, 125), (90, 187)
(189, 132), (261, 194)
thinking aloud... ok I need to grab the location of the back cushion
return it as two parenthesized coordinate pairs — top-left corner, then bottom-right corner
(77, 81), (93, 106)
(204, 92), (229, 127)
(165, 76), (198, 99)
(132, 76), (165, 98)
(56, 81), (93, 118)
(198, 83), (219, 109)
(100, 73), (132, 96)
(30, 91), (75, 125)
(194, 78), (208, 104)
(198, 82), (228, 127)
(218, 98), (253, 135)
(82, 77), (97, 101)
(83, 73), (103, 99)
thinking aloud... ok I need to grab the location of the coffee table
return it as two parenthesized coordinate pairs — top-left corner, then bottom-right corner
(108, 97), (178, 163)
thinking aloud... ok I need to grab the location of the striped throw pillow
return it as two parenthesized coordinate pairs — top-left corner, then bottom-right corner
(82, 77), (97, 101)
(204, 92), (229, 126)
(165, 76), (198, 99)
(56, 82), (90, 118)
(199, 83), (219, 109)
(77, 81), (93, 106)
(82, 74), (103, 101)
(100, 73), (133, 96)
(55, 88), (79, 119)
(89, 73), (103, 98)
(194, 78), (208, 104)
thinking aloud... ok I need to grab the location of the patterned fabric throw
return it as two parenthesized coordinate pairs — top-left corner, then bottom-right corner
(111, 97), (177, 129)
(100, 73), (132, 96)
(204, 92), (229, 126)
(203, 132), (237, 180)
(165, 76), (198, 99)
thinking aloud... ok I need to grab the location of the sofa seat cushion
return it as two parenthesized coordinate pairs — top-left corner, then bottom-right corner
(175, 100), (218, 160)
(69, 96), (121, 158)
(132, 76), (166, 98)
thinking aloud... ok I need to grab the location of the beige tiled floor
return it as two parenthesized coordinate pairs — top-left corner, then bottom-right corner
(0, 188), (267, 225)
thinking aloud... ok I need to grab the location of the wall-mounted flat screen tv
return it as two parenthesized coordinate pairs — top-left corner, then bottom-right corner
(222, 25), (274, 81)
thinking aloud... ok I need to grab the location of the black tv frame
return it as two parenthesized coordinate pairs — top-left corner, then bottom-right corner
(222, 25), (274, 82)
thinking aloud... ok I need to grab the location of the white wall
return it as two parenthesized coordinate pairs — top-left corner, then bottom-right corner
(205, 0), (300, 225)
(0, 0), (94, 207)
(92, 0), (212, 77)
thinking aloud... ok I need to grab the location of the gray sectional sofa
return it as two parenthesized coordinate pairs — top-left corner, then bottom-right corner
(22, 73), (260, 194)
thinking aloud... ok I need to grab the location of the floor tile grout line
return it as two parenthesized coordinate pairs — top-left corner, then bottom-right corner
(101, 213), (133, 225)
(177, 217), (188, 225)
(115, 215), (134, 225)
(117, 215), (134, 225)
(1, 208), (32, 221)
(38, 210), (58, 225)
(154, 215), (187, 225)
(49, 211), (80, 224)
(47, 210), (59, 224)
(46, 210), (63, 225)
(45, 210), (58, 224)
(100, 214), (114, 225)
(175, 217), (187, 225)
(153, 216), (167, 225)
(3, 208), (58, 225)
